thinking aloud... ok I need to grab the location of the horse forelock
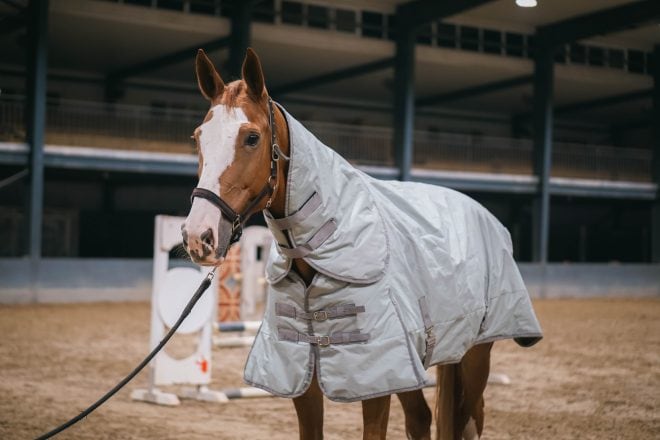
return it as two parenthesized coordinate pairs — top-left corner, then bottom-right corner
(206, 80), (268, 127)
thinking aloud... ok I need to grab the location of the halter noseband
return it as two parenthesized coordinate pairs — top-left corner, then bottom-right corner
(190, 98), (288, 247)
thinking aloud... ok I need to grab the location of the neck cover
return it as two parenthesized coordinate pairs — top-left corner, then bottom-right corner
(244, 108), (542, 402)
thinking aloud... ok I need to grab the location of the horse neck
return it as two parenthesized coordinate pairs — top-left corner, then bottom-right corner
(267, 102), (290, 219)
(266, 103), (316, 284)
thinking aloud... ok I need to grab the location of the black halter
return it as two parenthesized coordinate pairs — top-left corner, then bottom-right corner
(190, 98), (287, 247)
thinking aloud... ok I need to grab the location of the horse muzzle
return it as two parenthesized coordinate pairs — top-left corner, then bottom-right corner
(182, 216), (234, 265)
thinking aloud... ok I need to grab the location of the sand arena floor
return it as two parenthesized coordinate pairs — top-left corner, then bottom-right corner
(1, 298), (658, 439)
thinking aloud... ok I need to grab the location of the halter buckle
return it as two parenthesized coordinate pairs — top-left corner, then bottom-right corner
(232, 216), (241, 232)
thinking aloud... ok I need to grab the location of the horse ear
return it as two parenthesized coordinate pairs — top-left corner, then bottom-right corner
(195, 49), (225, 101)
(242, 47), (267, 101)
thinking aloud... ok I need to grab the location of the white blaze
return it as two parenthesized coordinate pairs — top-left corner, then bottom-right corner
(185, 105), (248, 246)
(197, 104), (248, 193)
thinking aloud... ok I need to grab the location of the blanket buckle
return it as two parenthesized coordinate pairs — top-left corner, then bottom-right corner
(425, 328), (436, 348)
(313, 311), (329, 321)
(315, 335), (331, 347)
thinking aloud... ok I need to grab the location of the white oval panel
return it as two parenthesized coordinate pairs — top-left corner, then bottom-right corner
(157, 267), (213, 334)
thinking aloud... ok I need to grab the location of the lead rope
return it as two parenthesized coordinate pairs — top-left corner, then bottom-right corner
(34, 267), (218, 440)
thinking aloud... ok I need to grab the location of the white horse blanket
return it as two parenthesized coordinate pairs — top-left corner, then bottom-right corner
(244, 108), (543, 402)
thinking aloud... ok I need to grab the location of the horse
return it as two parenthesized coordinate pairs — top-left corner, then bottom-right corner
(182, 48), (541, 440)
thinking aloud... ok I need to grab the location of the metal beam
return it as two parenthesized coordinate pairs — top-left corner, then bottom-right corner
(517, 89), (651, 122)
(531, 44), (554, 264)
(549, 178), (657, 200)
(3, 66), (202, 96)
(537, 0), (660, 46)
(555, 89), (652, 116)
(652, 45), (660, 262)
(106, 36), (231, 86)
(653, 46), (660, 184)
(391, 0), (496, 181)
(397, 0), (495, 30)
(227, 0), (253, 79)
(410, 169), (658, 199)
(0, 168), (28, 190)
(393, 27), (415, 181)
(271, 57), (394, 96)
(25, 0), (48, 264)
(416, 75), (532, 107)
(411, 168), (537, 194)
(105, 1), (259, 93)
(2, 144), (657, 200)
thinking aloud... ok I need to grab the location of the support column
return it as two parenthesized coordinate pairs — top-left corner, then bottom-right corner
(227, 0), (252, 79)
(25, 0), (49, 263)
(531, 43), (554, 263)
(651, 45), (660, 262)
(392, 24), (415, 181)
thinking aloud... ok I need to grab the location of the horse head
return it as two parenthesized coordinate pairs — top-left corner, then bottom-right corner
(182, 48), (286, 265)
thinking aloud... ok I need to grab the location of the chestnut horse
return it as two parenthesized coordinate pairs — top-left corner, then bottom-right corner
(182, 48), (492, 440)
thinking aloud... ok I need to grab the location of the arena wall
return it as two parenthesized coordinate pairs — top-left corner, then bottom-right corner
(0, 259), (659, 304)
(519, 263), (660, 298)
(0, 258), (152, 304)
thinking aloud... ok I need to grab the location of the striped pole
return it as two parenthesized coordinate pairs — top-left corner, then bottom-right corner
(217, 321), (261, 333)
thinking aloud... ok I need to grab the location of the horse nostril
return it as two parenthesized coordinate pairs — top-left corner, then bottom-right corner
(181, 228), (189, 247)
(200, 228), (214, 248)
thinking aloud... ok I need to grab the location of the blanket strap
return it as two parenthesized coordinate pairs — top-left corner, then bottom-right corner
(418, 296), (436, 368)
(278, 328), (370, 347)
(275, 302), (365, 321)
(277, 219), (337, 259)
(264, 192), (322, 230)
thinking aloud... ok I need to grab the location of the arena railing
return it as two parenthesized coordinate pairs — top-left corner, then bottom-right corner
(0, 96), (652, 182)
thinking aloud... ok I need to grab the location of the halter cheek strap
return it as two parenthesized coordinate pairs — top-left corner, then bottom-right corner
(190, 98), (288, 246)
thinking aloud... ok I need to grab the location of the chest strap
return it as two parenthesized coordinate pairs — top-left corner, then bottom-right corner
(278, 328), (370, 347)
(264, 192), (336, 258)
(264, 192), (322, 230)
(276, 302), (365, 322)
(276, 219), (337, 259)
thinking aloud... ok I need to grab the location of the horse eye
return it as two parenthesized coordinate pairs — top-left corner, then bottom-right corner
(245, 133), (260, 147)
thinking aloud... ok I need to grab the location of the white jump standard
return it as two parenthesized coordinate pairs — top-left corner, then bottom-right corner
(132, 216), (272, 405)
(131, 215), (225, 406)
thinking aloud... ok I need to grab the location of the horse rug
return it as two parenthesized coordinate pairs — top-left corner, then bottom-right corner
(244, 108), (543, 402)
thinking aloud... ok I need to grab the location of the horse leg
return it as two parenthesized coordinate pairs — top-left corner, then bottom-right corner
(396, 389), (431, 439)
(293, 373), (324, 440)
(436, 342), (493, 440)
(458, 342), (492, 439)
(361, 394), (391, 440)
